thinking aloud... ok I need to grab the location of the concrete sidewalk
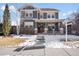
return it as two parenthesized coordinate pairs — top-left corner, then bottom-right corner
(0, 47), (79, 56)
(45, 48), (79, 56)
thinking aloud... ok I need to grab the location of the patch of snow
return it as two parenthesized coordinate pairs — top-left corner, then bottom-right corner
(19, 41), (36, 46)
(0, 36), (2, 39)
(14, 35), (37, 46)
(46, 42), (75, 48)
(13, 35), (37, 40)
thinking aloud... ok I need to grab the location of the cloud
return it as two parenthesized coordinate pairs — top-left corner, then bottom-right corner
(11, 21), (17, 26)
(62, 10), (77, 19)
(1, 5), (17, 11)
(62, 11), (73, 17)
(0, 5), (5, 11)
(11, 18), (20, 26)
(9, 5), (18, 14)
(9, 5), (17, 10)
(0, 5), (20, 26)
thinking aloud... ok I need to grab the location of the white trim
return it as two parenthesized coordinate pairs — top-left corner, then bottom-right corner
(44, 28), (48, 30)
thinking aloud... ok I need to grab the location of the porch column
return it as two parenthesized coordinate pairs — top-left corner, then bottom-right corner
(59, 22), (63, 34)
(58, 22), (61, 30)
(44, 23), (48, 33)
(34, 22), (38, 34)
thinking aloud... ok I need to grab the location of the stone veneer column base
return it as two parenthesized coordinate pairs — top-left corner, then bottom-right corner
(59, 28), (64, 34)
(34, 28), (38, 34)
(44, 28), (48, 33)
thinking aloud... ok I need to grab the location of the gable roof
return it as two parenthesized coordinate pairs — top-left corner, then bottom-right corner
(19, 4), (59, 12)
(20, 4), (36, 10)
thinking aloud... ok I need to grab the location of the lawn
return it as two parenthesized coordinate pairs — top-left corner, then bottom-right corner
(0, 37), (26, 48)
(64, 41), (79, 47)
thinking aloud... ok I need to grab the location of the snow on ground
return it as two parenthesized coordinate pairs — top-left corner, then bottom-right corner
(14, 35), (79, 48)
(13, 35), (37, 46)
(45, 42), (75, 48)
(13, 35), (37, 40)
(19, 41), (36, 46)
(44, 35), (79, 48)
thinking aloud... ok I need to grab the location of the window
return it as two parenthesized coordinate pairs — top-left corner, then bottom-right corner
(40, 15), (42, 18)
(26, 13), (28, 17)
(38, 13), (40, 19)
(21, 11), (25, 18)
(25, 26), (28, 28)
(30, 13), (32, 17)
(52, 14), (54, 18)
(33, 11), (37, 18)
(55, 12), (58, 19)
(48, 14), (50, 18)
(43, 13), (47, 19)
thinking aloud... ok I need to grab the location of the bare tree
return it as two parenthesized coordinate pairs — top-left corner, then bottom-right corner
(68, 10), (79, 35)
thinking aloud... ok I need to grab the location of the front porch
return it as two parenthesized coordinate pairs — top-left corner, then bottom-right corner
(34, 20), (63, 34)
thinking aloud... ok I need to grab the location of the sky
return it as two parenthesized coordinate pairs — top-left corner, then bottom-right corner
(0, 3), (79, 25)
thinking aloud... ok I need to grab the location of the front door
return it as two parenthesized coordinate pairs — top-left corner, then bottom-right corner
(37, 23), (45, 33)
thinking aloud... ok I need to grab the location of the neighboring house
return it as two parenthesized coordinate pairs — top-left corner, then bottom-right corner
(0, 23), (4, 35)
(19, 4), (63, 34)
(0, 23), (17, 35)
(0, 23), (3, 34)
(67, 20), (79, 35)
(10, 26), (17, 34)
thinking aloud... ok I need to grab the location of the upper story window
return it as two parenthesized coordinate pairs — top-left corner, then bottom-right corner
(26, 13), (32, 17)
(55, 12), (58, 19)
(52, 14), (54, 18)
(38, 13), (40, 19)
(21, 11), (25, 18)
(30, 13), (32, 17)
(26, 13), (28, 17)
(40, 15), (42, 18)
(43, 13), (47, 19)
(48, 14), (50, 18)
(33, 11), (37, 18)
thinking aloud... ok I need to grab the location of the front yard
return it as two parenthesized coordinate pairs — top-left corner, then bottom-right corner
(0, 37), (26, 47)
(64, 41), (79, 48)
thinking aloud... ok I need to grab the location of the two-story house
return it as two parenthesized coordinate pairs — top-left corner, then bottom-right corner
(19, 4), (62, 34)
